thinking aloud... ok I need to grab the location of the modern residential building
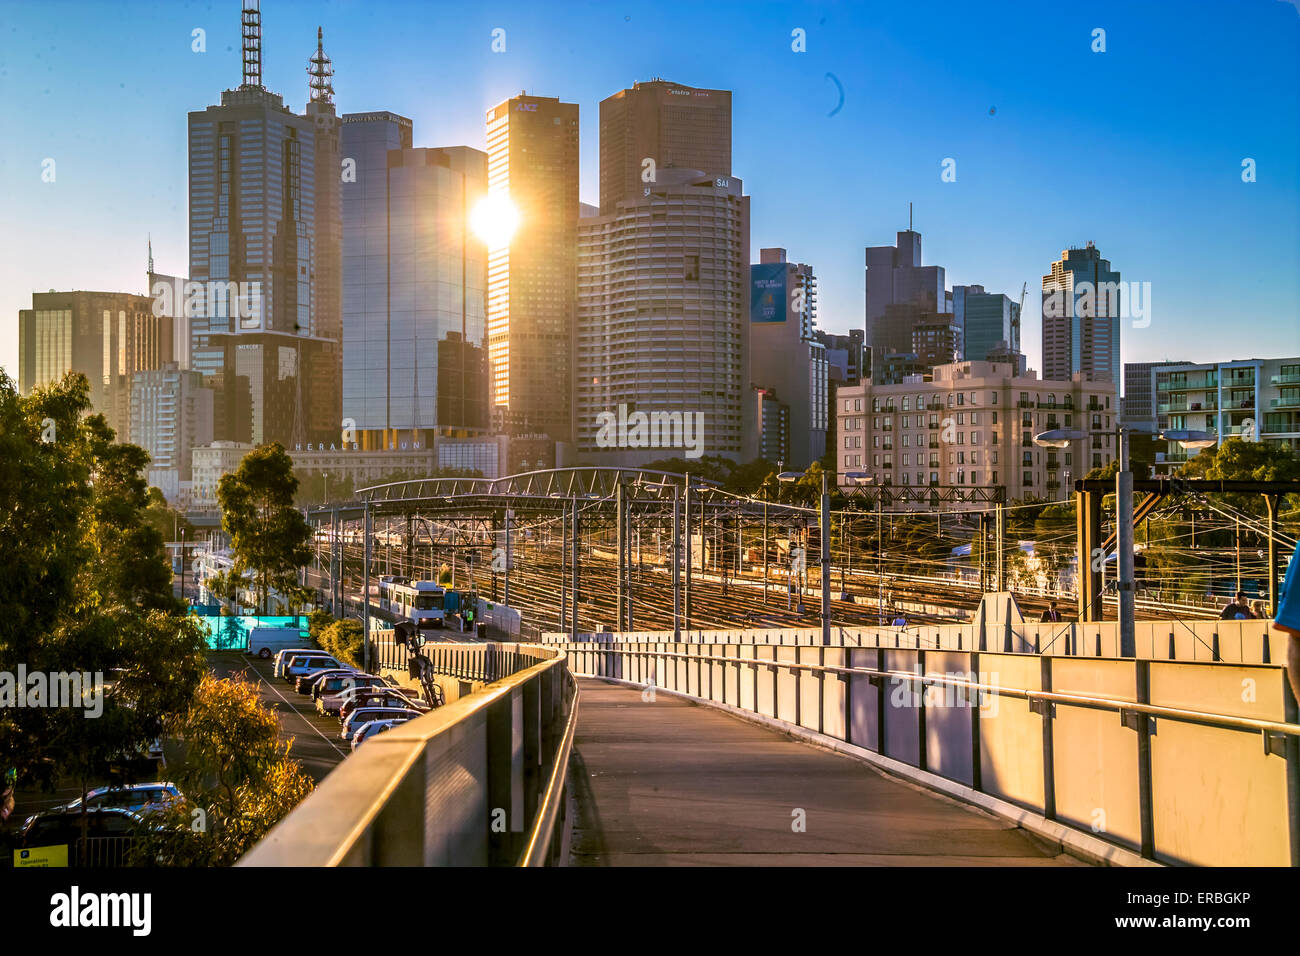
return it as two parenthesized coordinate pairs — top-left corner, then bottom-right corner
(755, 388), (791, 465)
(18, 290), (173, 439)
(864, 227), (950, 357)
(576, 169), (751, 464)
(598, 79), (732, 215)
(187, 6), (334, 447)
(130, 362), (214, 502)
(816, 329), (867, 387)
(1151, 357), (1300, 471)
(911, 314), (963, 368)
(340, 109), (415, 445)
(836, 360), (1119, 510)
(190, 441), (255, 509)
(1042, 241), (1121, 385)
(340, 136), (490, 450)
(485, 92), (580, 443)
(750, 248), (827, 468)
(1121, 359), (1187, 433)
(873, 351), (929, 386)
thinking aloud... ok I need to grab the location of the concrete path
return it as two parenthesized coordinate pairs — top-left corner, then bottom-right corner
(570, 678), (1086, 866)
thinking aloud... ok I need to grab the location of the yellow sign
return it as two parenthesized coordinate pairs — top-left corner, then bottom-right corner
(14, 844), (68, 867)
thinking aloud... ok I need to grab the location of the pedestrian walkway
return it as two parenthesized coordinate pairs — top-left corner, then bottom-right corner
(570, 678), (1086, 866)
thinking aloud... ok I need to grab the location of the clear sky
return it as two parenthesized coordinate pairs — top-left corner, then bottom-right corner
(2, 0), (1298, 381)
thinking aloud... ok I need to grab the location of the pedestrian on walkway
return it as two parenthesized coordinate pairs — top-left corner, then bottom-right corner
(1272, 541), (1300, 705)
(1040, 600), (1062, 623)
(1219, 591), (1255, 621)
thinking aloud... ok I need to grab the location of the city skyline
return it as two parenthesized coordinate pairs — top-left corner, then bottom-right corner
(3, 0), (1298, 385)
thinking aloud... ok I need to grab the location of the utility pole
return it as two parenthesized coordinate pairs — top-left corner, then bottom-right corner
(673, 487), (681, 640)
(570, 495), (580, 641)
(362, 499), (372, 672)
(820, 472), (831, 646)
(616, 481), (625, 632)
(877, 492), (884, 625)
(560, 505), (568, 634)
(1117, 427), (1136, 657)
(504, 507), (512, 608)
(683, 474), (692, 635)
(762, 498), (769, 605)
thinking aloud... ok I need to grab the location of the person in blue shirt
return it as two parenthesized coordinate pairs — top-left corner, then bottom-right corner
(1274, 540), (1300, 706)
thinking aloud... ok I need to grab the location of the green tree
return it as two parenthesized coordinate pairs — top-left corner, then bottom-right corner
(218, 444), (313, 614)
(0, 372), (206, 834)
(128, 674), (313, 866)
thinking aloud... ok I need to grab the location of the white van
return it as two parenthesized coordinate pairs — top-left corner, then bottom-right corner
(247, 627), (313, 662)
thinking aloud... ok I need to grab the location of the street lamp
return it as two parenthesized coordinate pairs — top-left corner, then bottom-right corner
(777, 469), (831, 645)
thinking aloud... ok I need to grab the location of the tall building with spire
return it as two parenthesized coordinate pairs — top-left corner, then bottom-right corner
(864, 214), (951, 361)
(187, 1), (334, 446)
(306, 26), (342, 445)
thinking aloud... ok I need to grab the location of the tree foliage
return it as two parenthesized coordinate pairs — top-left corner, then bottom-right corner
(218, 444), (313, 614)
(0, 371), (206, 799)
(127, 674), (313, 866)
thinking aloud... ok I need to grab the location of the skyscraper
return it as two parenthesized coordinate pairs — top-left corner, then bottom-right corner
(340, 110), (414, 444)
(750, 248), (827, 467)
(598, 79), (732, 215)
(18, 290), (172, 439)
(187, 3), (332, 446)
(306, 27), (342, 446)
(485, 93), (579, 442)
(864, 227), (950, 357)
(959, 287), (1021, 363)
(1042, 242), (1121, 385)
(576, 169), (751, 463)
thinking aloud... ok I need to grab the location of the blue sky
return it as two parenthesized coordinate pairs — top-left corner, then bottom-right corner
(2, 0), (1298, 380)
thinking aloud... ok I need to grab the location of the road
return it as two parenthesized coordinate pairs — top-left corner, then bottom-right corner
(209, 652), (350, 783)
(569, 678), (1085, 866)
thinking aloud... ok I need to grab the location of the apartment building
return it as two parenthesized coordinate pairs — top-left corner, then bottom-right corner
(835, 360), (1119, 509)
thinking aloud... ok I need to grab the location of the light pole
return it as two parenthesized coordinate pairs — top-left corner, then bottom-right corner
(778, 469), (831, 645)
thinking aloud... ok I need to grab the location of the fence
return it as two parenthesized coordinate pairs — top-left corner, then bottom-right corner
(239, 643), (578, 867)
(563, 641), (1300, 867)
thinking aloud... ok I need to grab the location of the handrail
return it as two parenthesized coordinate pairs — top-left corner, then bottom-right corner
(575, 646), (1300, 739)
(519, 667), (580, 867)
(239, 643), (574, 867)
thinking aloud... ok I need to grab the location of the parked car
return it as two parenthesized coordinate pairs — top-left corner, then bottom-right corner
(67, 782), (179, 815)
(273, 647), (323, 678)
(250, 629), (314, 662)
(283, 654), (344, 683)
(294, 667), (357, 695)
(339, 689), (428, 722)
(340, 706), (421, 743)
(315, 675), (393, 713)
(350, 717), (412, 751)
(19, 807), (150, 866)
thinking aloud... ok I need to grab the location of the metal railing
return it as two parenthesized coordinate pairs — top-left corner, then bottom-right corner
(565, 642), (1299, 866)
(239, 643), (578, 867)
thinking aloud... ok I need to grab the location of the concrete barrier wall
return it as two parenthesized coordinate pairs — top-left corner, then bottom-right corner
(563, 640), (1299, 867)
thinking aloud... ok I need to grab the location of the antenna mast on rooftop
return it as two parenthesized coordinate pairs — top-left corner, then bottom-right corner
(242, 1), (263, 88)
(308, 26), (334, 103)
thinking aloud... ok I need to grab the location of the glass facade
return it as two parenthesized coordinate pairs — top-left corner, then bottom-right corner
(341, 113), (488, 443)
